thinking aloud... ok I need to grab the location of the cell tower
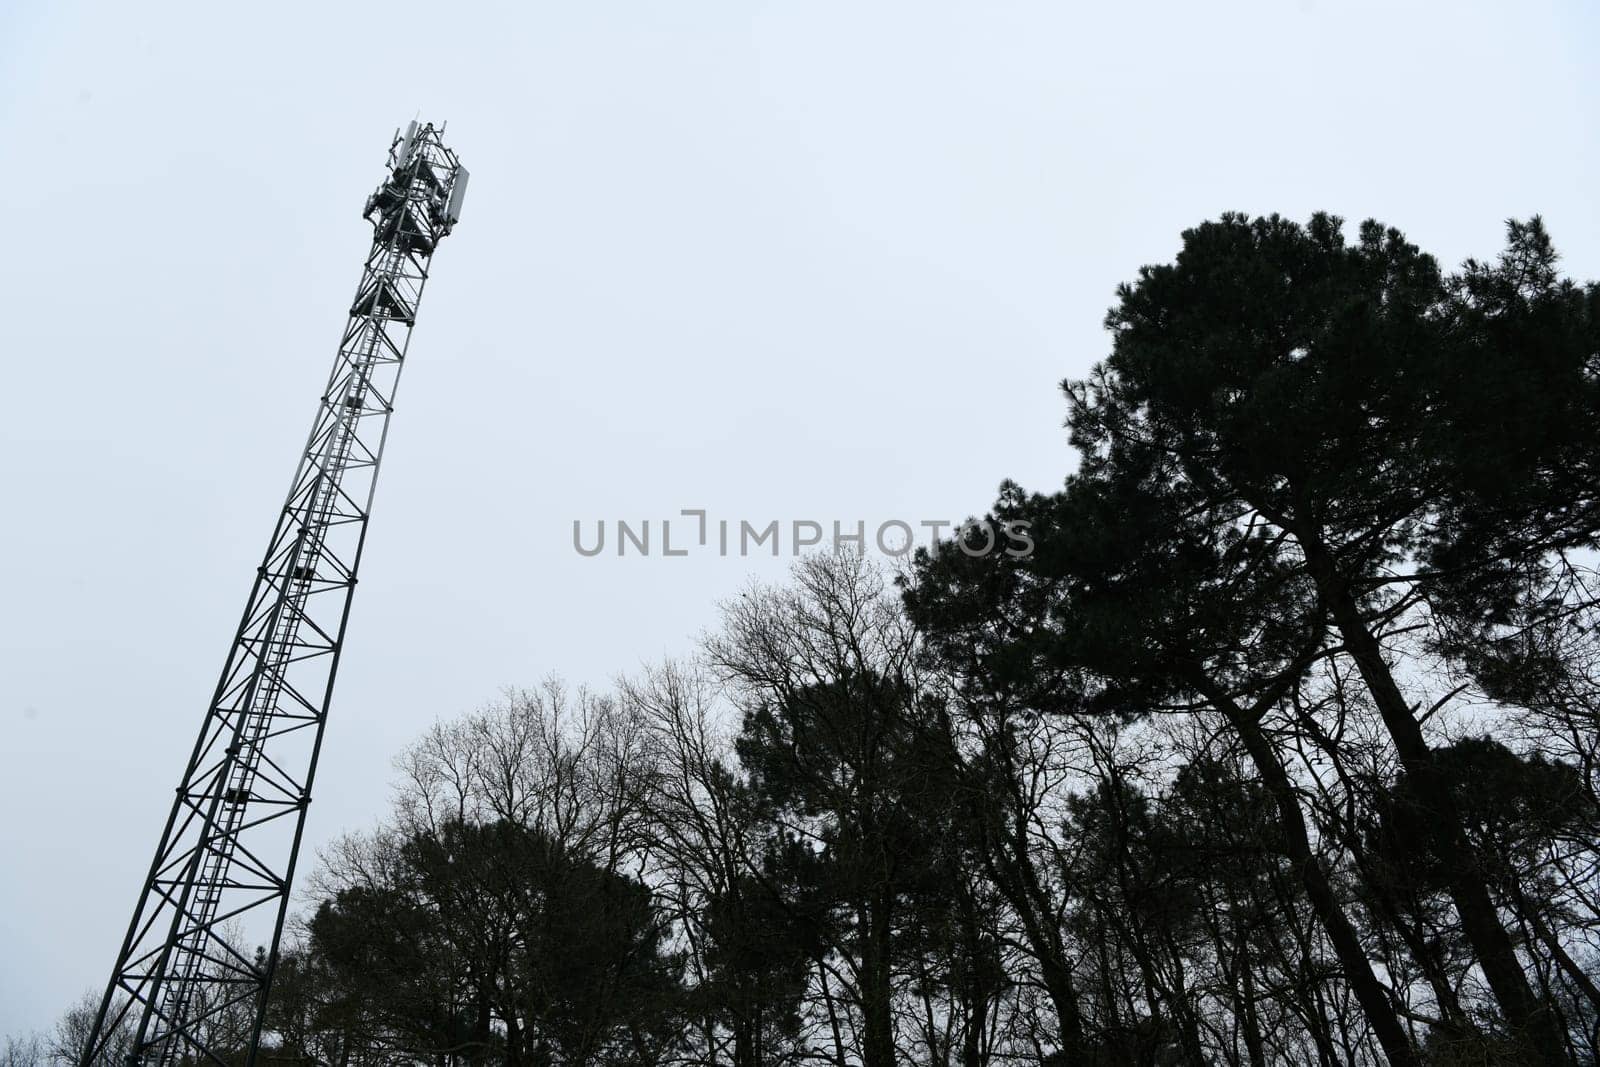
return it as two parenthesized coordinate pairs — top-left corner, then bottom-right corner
(82, 122), (467, 1067)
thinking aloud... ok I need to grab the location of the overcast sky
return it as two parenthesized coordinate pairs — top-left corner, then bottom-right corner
(1, 0), (1596, 1038)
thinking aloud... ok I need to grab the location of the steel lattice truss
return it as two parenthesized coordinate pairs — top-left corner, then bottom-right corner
(83, 122), (467, 1067)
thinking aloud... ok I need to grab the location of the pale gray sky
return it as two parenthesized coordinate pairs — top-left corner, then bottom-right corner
(1, 0), (1595, 1037)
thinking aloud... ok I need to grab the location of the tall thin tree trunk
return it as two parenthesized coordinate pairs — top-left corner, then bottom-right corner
(953, 705), (1089, 1063)
(862, 892), (898, 1067)
(1233, 919), (1268, 1067)
(1509, 873), (1600, 1015)
(1204, 684), (1420, 1067)
(1304, 547), (1568, 1064)
(816, 957), (849, 1067)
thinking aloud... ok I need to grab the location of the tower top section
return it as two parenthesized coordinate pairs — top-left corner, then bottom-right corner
(363, 120), (468, 246)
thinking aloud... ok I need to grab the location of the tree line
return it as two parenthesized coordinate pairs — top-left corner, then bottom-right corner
(15, 213), (1599, 1065)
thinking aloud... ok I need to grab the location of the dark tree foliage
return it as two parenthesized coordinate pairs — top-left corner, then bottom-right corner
(908, 214), (1599, 1065)
(734, 672), (951, 1067)
(693, 870), (816, 1067)
(290, 820), (685, 1066)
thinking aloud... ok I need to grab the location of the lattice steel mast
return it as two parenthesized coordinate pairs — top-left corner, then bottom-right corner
(82, 122), (468, 1067)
